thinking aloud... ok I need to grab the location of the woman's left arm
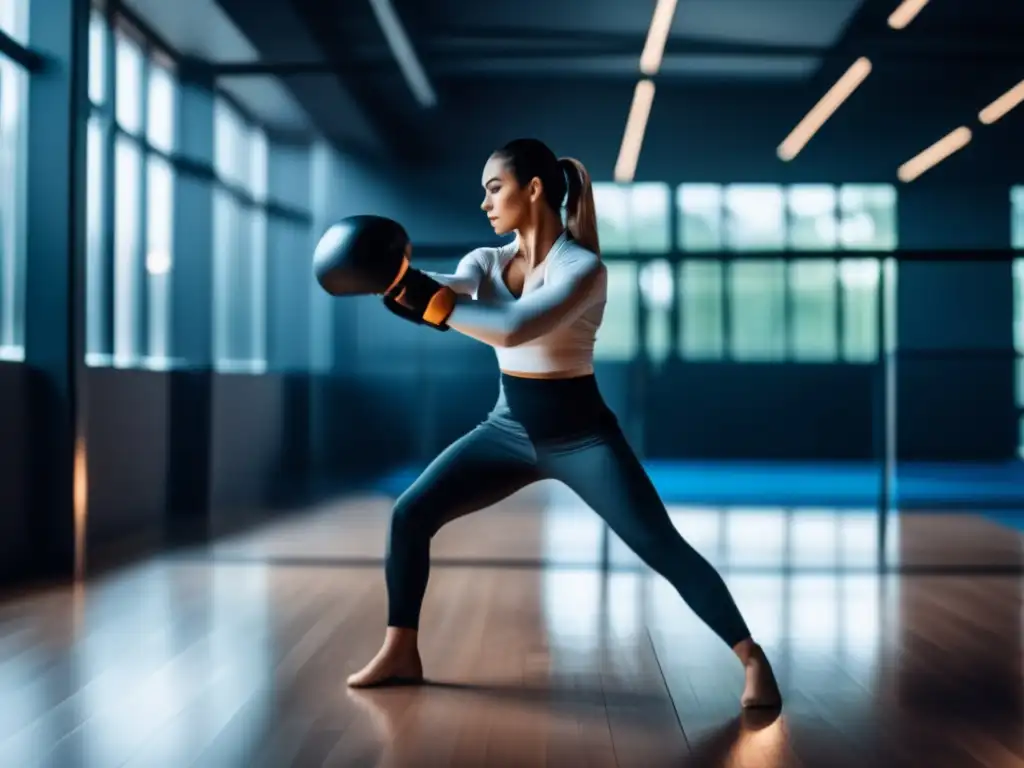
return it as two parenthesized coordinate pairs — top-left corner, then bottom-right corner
(420, 248), (489, 296)
(446, 252), (604, 347)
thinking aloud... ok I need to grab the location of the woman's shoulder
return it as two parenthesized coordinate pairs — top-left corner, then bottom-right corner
(553, 238), (603, 274)
(459, 242), (509, 271)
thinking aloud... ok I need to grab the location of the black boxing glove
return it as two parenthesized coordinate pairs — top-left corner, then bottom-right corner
(383, 268), (457, 331)
(313, 215), (411, 297)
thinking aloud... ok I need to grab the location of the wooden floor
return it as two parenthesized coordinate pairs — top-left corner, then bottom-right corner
(1, 481), (1023, 767)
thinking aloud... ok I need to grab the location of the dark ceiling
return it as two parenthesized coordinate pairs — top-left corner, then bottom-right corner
(212, 0), (1024, 168)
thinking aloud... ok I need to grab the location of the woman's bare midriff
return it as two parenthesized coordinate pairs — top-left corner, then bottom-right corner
(500, 366), (593, 380)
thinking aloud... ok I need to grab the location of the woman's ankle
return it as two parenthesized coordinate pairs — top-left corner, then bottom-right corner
(384, 625), (419, 649)
(731, 637), (762, 665)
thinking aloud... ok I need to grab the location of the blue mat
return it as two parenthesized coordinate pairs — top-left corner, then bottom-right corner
(369, 460), (1024, 511)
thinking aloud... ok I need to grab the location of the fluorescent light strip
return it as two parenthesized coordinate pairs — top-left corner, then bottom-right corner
(615, 80), (656, 183)
(887, 0), (930, 30)
(778, 57), (873, 162)
(640, 0), (679, 75)
(979, 79), (1024, 125)
(367, 0), (437, 108)
(897, 126), (972, 182)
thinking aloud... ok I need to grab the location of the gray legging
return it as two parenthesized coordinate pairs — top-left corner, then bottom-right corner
(384, 375), (752, 650)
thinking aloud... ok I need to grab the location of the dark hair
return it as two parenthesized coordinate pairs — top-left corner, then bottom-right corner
(492, 138), (600, 255)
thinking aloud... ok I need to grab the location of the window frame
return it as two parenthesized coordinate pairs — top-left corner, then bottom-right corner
(87, 3), (310, 372)
(589, 181), (898, 365)
(211, 95), (271, 373)
(88, 7), (180, 368)
(0, 5), (35, 360)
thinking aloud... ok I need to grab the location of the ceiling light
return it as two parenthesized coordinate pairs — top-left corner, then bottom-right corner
(888, 0), (930, 30)
(778, 57), (873, 162)
(640, 0), (679, 75)
(979, 79), (1024, 125)
(615, 80), (656, 183)
(897, 126), (972, 183)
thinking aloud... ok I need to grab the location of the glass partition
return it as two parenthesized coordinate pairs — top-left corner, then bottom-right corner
(884, 251), (1024, 573)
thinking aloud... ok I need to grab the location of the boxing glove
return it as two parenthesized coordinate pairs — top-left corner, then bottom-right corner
(383, 268), (457, 331)
(313, 215), (410, 297)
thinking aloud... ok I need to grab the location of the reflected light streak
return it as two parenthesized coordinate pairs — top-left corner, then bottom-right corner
(543, 506), (894, 692)
(728, 575), (785, 647)
(70, 572), (186, 765)
(791, 576), (839, 652)
(542, 504), (604, 566)
(839, 511), (878, 568)
(726, 509), (786, 568)
(541, 571), (602, 653)
(840, 574), (882, 662)
(790, 509), (840, 569)
(74, 437), (88, 581)
(607, 574), (642, 640)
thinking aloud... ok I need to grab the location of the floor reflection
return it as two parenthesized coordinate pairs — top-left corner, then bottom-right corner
(541, 501), (897, 573)
(0, 497), (1020, 766)
(345, 685), (796, 768)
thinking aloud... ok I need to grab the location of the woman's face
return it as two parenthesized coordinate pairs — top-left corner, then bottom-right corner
(480, 154), (539, 236)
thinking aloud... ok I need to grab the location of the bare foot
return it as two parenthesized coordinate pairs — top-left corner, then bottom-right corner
(347, 627), (424, 688)
(738, 643), (782, 709)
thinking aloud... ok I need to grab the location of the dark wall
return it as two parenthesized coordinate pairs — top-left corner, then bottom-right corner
(895, 184), (1017, 461)
(85, 369), (169, 558)
(0, 364), (30, 581)
(3, 362), (318, 580)
(208, 372), (309, 518)
(0, 367), (314, 569)
(896, 260), (1017, 461)
(640, 362), (878, 460)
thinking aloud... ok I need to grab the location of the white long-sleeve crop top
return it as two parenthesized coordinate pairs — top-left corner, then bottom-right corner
(424, 231), (607, 376)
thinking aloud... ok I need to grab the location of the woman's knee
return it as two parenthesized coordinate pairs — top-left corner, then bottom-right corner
(389, 488), (443, 542)
(626, 523), (706, 577)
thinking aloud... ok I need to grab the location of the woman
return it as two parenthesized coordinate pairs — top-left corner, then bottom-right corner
(347, 138), (782, 709)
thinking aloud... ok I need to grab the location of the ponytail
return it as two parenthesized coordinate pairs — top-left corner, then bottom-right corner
(559, 157), (600, 256)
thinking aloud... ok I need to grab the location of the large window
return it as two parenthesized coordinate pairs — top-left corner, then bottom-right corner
(0, 7), (30, 360)
(679, 261), (724, 359)
(212, 97), (268, 373)
(839, 185), (898, 251)
(787, 185), (838, 250)
(309, 142), (335, 374)
(729, 260), (787, 360)
(724, 185), (786, 252)
(674, 183), (897, 253)
(0, 0), (29, 46)
(591, 182), (897, 363)
(638, 259), (673, 363)
(789, 259), (837, 360)
(676, 185), (723, 253)
(593, 182), (672, 254)
(595, 261), (638, 361)
(86, 12), (177, 368)
(1014, 187), (1024, 250)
